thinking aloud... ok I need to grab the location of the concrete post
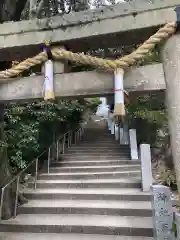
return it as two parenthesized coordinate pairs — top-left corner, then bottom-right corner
(175, 212), (180, 238)
(140, 144), (153, 192)
(123, 120), (129, 145)
(111, 120), (115, 135)
(151, 185), (175, 240)
(115, 124), (119, 140)
(161, 34), (180, 193)
(129, 129), (138, 160)
(119, 127), (124, 144)
(119, 120), (129, 145)
(107, 116), (112, 131)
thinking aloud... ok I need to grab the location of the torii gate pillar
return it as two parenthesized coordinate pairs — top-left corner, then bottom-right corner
(161, 33), (180, 193)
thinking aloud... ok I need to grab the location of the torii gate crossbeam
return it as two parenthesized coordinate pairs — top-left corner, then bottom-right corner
(0, 63), (165, 102)
(0, 0), (179, 61)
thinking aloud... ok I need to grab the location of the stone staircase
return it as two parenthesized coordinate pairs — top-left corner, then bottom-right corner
(0, 123), (153, 239)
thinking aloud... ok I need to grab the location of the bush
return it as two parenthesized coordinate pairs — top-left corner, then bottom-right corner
(4, 99), (85, 173)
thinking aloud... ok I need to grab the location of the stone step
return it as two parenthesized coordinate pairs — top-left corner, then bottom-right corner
(49, 165), (140, 173)
(38, 170), (141, 180)
(0, 214), (153, 237)
(24, 188), (151, 201)
(82, 140), (117, 142)
(66, 149), (130, 153)
(81, 137), (120, 139)
(50, 160), (141, 167)
(75, 142), (129, 144)
(63, 153), (130, 157)
(79, 139), (119, 141)
(64, 152), (130, 156)
(67, 142), (126, 145)
(18, 199), (152, 217)
(0, 232), (154, 240)
(68, 146), (129, 149)
(74, 144), (129, 148)
(64, 152), (130, 155)
(28, 178), (141, 189)
(62, 156), (131, 161)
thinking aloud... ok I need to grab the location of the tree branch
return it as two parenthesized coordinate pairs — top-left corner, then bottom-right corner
(52, 0), (59, 15)
(58, 0), (65, 13)
(12, 0), (28, 21)
(29, 0), (38, 18)
(43, 0), (50, 17)
(36, 0), (44, 18)
(0, 0), (5, 22)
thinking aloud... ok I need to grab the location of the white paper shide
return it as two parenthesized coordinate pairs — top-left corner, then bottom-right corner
(114, 68), (124, 104)
(114, 68), (125, 116)
(44, 60), (55, 100)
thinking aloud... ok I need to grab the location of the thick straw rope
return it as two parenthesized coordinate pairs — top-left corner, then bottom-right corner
(0, 22), (176, 81)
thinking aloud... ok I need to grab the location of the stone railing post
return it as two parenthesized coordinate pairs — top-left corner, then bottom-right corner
(151, 185), (175, 240)
(123, 121), (129, 145)
(115, 124), (119, 140)
(140, 144), (153, 192)
(119, 121), (129, 145)
(175, 212), (180, 238)
(129, 129), (138, 160)
(120, 122), (129, 145)
(107, 116), (112, 131)
(111, 120), (115, 135)
(119, 127), (124, 144)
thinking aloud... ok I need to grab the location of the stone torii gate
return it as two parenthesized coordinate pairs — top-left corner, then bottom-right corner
(0, 0), (180, 194)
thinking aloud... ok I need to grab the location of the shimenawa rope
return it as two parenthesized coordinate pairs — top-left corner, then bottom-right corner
(0, 22), (176, 81)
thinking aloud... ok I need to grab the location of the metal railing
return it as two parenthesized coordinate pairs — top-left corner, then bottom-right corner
(47, 127), (85, 173)
(0, 125), (85, 220)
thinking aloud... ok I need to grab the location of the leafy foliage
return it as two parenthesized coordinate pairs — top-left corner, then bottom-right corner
(4, 99), (87, 174)
(126, 93), (177, 190)
(156, 169), (177, 189)
(126, 94), (167, 146)
(85, 98), (102, 113)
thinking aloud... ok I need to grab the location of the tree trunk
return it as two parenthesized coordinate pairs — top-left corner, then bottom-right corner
(0, 1), (29, 220)
(0, 61), (22, 220)
(0, 0), (17, 22)
(73, 0), (89, 12)
(44, 0), (50, 17)
(0, 0), (5, 22)
(12, 0), (28, 21)
(0, 0), (27, 22)
(29, 0), (37, 19)
(0, 104), (13, 220)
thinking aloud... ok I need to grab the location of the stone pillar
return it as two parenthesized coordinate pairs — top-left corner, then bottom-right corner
(107, 116), (112, 131)
(119, 120), (129, 145)
(123, 120), (129, 145)
(129, 129), (138, 160)
(140, 144), (153, 192)
(151, 185), (175, 240)
(111, 121), (115, 135)
(119, 127), (124, 144)
(115, 124), (119, 140)
(175, 212), (180, 238)
(161, 34), (180, 193)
